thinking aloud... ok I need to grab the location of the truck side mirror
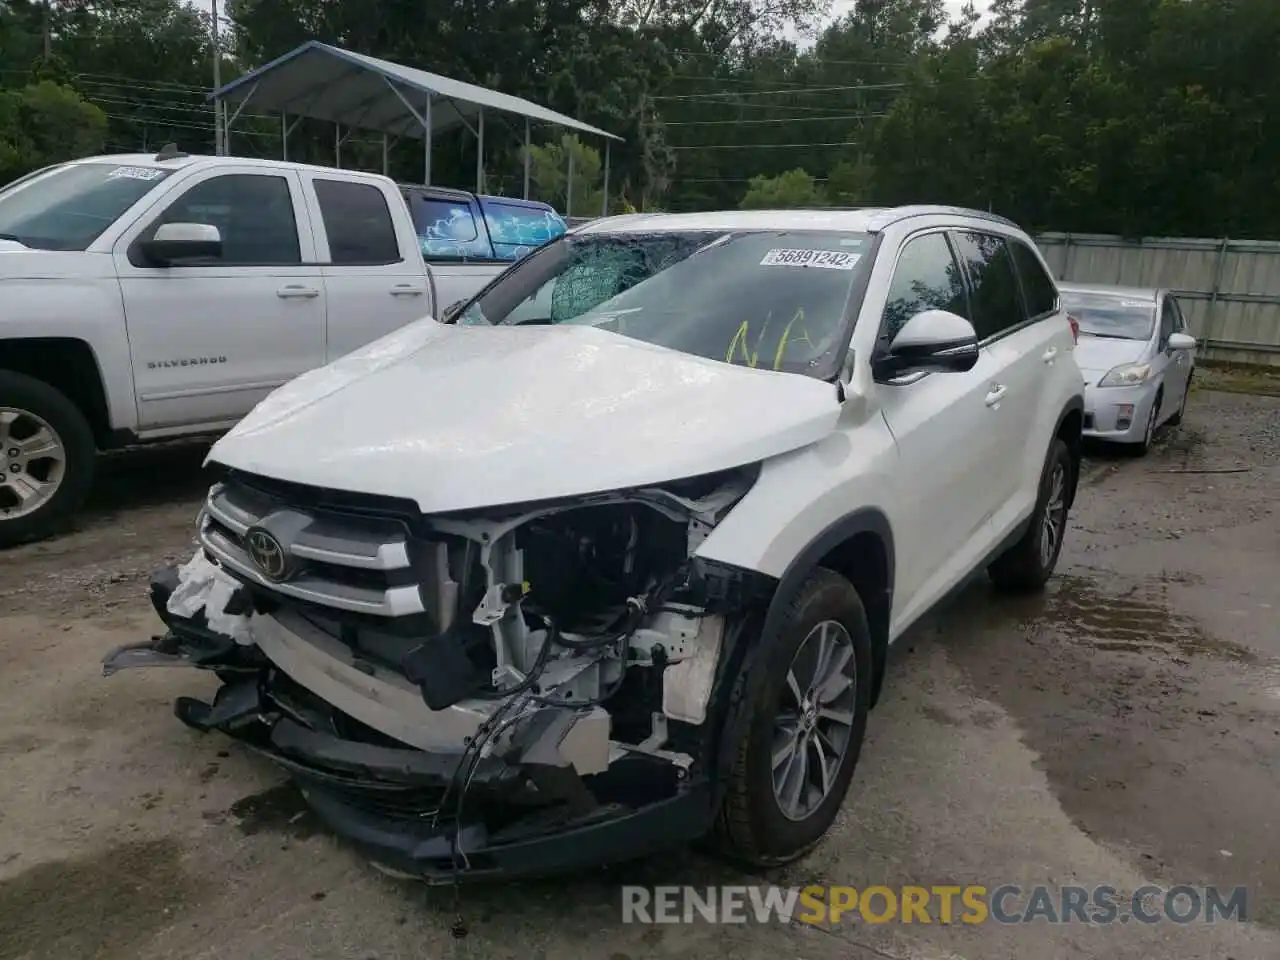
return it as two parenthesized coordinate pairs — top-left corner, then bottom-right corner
(139, 222), (222, 266)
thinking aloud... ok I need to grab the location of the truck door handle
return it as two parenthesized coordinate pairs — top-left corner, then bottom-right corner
(389, 284), (423, 297)
(1042, 347), (1058, 364)
(277, 284), (319, 299)
(985, 384), (1008, 407)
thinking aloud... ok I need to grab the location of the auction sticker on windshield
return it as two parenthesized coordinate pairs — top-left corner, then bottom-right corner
(760, 248), (860, 270)
(107, 166), (165, 181)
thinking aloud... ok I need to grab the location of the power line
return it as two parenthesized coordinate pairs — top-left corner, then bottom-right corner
(670, 49), (910, 68)
(653, 82), (904, 101)
(664, 112), (886, 126)
(667, 141), (860, 150)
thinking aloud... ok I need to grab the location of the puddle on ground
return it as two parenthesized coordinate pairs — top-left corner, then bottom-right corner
(1014, 574), (1254, 663)
(0, 838), (207, 960)
(213, 782), (322, 840)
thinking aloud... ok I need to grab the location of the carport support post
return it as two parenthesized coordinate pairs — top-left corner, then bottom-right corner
(523, 119), (531, 199)
(424, 96), (433, 186)
(382, 134), (389, 176)
(566, 145), (574, 218)
(602, 140), (610, 216)
(476, 107), (484, 194)
(334, 122), (341, 168)
(281, 112), (287, 160)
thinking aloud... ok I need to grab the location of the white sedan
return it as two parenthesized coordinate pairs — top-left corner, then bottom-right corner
(1061, 283), (1198, 454)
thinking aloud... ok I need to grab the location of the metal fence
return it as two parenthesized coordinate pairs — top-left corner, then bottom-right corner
(1035, 233), (1280, 367)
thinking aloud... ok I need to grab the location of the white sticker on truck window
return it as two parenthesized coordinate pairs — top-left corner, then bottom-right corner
(759, 248), (861, 270)
(107, 166), (164, 181)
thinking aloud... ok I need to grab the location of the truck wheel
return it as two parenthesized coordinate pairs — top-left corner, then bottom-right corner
(0, 371), (96, 548)
(712, 568), (872, 867)
(988, 437), (1072, 593)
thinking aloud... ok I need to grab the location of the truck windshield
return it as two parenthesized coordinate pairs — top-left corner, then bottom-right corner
(0, 162), (174, 251)
(1061, 292), (1156, 341)
(456, 229), (875, 378)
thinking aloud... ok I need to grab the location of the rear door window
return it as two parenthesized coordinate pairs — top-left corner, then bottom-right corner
(313, 179), (401, 265)
(1009, 239), (1058, 319)
(408, 194), (491, 260)
(951, 231), (1026, 340)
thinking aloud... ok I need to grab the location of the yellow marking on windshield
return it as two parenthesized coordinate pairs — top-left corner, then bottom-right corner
(774, 308), (812, 370)
(726, 308), (813, 371)
(726, 319), (762, 368)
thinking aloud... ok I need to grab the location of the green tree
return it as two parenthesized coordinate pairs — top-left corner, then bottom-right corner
(0, 81), (107, 183)
(739, 168), (826, 208)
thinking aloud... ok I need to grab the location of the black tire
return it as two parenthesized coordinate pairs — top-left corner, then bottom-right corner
(0, 370), (96, 548)
(1131, 389), (1162, 457)
(988, 437), (1072, 593)
(1167, 373), (1192, 427)
(711, 567), (873, 868)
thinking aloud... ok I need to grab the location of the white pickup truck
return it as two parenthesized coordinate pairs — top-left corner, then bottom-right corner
(0, 147), (550, 546)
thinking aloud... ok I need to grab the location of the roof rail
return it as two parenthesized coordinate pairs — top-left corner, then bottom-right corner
(886, 205), (1020, 229)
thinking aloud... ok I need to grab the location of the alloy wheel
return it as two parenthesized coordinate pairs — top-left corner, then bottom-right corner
(772, 619), (858, 822)
(0, 407), (67, 520)
(1039, 460), (1067, 568)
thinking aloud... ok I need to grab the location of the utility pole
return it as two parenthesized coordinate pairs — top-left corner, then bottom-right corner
(42, 0), (52, 59)
(211, 0), (223, 154)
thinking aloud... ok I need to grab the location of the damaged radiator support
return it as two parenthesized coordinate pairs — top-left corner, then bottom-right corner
(102, 467), (768, 882)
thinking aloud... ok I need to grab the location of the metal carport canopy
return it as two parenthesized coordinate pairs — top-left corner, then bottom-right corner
(210, 40), (622, 209)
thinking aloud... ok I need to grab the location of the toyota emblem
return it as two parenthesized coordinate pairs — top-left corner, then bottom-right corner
(245, 527), (291, 582)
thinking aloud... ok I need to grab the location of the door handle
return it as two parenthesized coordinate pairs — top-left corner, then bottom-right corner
(1042, 347), (1058, 364)
(277, 284), (319, 299)
(389, 284), (423, 297)
(985, 384), (1008, 407)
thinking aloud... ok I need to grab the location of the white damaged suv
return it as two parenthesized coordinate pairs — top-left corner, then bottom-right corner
(106, 207), (1084, 881)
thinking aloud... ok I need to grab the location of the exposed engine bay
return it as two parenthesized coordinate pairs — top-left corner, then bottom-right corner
(102, 464), (773, 881)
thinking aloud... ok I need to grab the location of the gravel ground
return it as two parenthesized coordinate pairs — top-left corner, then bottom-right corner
(0, 385), (1277, 960)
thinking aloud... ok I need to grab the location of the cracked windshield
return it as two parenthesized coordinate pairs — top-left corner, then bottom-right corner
(458, 230), (874, 375)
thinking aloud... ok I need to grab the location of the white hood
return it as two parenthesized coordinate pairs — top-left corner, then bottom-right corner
(209, 320), (843, 513)
(0, 247), (109, 279)
(1074, 334), (1149, 378)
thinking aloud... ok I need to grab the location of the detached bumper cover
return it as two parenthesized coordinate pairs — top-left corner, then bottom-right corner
(102, 566), (714, 883)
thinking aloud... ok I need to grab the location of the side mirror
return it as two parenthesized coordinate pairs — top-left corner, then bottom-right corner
(873, 309), (981, 381)
(1167, 332), (1197, 351)
(139, 222), (221, 266)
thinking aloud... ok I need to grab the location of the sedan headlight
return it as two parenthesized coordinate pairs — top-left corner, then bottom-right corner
(1097, 362), (1152, 388)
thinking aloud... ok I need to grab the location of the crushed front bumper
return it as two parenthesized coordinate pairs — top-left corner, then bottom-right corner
(104, 565), (715, 883)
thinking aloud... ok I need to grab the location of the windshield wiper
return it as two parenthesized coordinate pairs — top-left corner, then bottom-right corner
(0, 233), (26, 243)
(1080, 332), (1136, 340)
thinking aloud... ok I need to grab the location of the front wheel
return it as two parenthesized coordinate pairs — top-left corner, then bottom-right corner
(0, 371), (96, 548)
(1167, 373), (1192, 427)
(988, 437), (1073, 593)
(711, 568), (873, 868)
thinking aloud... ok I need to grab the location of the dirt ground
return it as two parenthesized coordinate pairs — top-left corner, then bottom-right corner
(1, 382), (1277, 960)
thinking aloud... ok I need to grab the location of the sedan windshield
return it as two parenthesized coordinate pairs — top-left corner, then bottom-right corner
(0, 162), (174, 251)
(456, 229), (876, 378)
(1061, 292), (1156, 341)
